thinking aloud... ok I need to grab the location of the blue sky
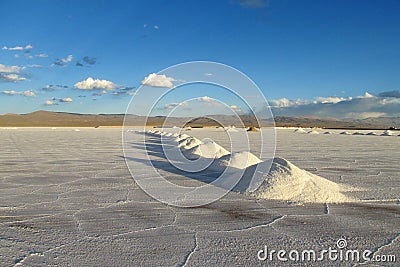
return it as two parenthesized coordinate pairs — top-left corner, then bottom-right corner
(0, 0), (400, 118)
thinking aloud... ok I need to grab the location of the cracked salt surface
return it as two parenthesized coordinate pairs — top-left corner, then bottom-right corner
(0, 128), (399, 266)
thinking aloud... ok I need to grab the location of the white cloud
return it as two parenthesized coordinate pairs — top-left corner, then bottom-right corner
(59, 97), (73, 102)
(23, 91), (35, 97)
(0, 73), (26, 82)
(2, 90), (35, 97)
(357, 92), (375, 99)
(0, 64), (20, 73)
(271, 96), (352, 108)
(271, 92), (400, 118)
(204, 73), (213, 77)
(27, 64), (43, 68)
(3, 90), (18, 95)
(2, 46), (23, 51)
(165, 102), (188, 109)
(46, 97), (73, 104)
(2, 44), (32, 51)
(314, 96), (351, 104)
(230, 105), (241, 111)
(43, 84), (68, 90)
(198, 96), (214, 102)
(61, 54), (73, 63)
(269, 98), (293, 108)
(54, 55), (73, 66)
(141, 73), (176, 88)
(36, 53), (48, 58)
(74, 77), (117, 90)
(154, 25), (159, 29)
(378, 98), (400, 105)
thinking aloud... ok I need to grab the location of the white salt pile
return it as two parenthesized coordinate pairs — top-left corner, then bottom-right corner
(209, 151), (262, 171)
(381, 130), (395, 136)
(74, 129), (80, 132)
(323, 131), (333, 134)
(177, 137), (202, 149)
(294, 128), (307, 133)
(353, 132), (364, 136)
(140, 129), (356, 204)
(226, 128), (238, 132)
(182, 140), (229, 160)
(224, 126), (239, 132)
(307, 130), (319, 134)
(340, 131), (351, 135)
(246, 158), (354, 203)
(366, 132), (377, 136)
(174, 134), (190, 142)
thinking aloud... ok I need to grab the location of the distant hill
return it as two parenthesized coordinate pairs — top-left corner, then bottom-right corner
(0, 111), (126, 127)
(273, 116), (400, 129)
(0, 110), (399, 129)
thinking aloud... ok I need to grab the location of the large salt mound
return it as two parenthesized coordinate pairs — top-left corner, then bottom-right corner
(353, 132), (364, 136)
(294, 128), (307, 133)
(340, 131), (351, 135)
(177, 137), (202, 149)
(182, 140), (229, 159)
(174, 134), (190, 142)
(307, 130), (319, 134)
(245, 158), (354, 203)
(143, 130), (356, 204)
(323, 131), (333, 135)
(209, 151), (262, 171)
(366, 132), (377, 136)
(224, 126), (238, 132)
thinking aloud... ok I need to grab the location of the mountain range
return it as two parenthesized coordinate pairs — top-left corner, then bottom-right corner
(0, 110), (399, 129)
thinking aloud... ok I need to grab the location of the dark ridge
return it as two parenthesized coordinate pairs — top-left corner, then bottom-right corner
(0, 111), (399, 129)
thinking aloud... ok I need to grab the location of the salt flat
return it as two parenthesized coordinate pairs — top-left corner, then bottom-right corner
(0, 128), (399, 266)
